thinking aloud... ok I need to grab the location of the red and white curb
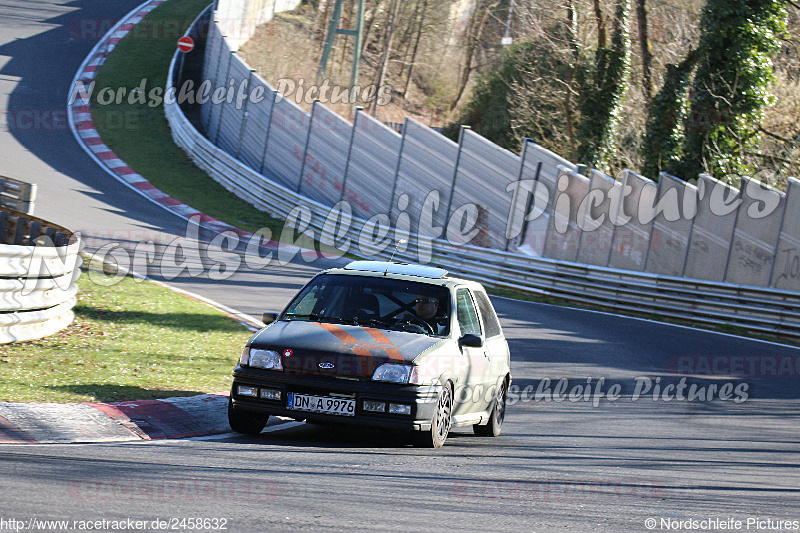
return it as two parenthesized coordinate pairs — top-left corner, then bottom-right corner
(66, 0), (322, 263)
(0, 394), (231, 444)
(67, 0), (249, 240)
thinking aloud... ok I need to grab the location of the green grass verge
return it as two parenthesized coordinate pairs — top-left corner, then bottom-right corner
(0, 265), (251, 403)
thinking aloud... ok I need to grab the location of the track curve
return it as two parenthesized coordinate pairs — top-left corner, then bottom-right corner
(0, 1), (798, 531)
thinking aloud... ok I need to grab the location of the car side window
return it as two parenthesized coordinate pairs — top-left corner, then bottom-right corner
(456, 289), (482, 336)
(474, 291), (502, 338)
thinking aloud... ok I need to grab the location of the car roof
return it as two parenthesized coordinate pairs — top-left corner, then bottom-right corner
(344, 260), (448, 278)
(326, 261), (483, 290)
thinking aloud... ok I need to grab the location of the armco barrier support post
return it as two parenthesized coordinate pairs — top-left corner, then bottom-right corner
(297, 100), (318, 194)
(339, 107), (361, 202)
(505, 139), (532, 251)
(387, 116), (408, 225)
(679, 173), (699, 278)
(721, 176), (743, 284)
(207, 30), (229, 140)
(602, 170), (624, 268)
(234, 70), (256, 160)
(767, 186), (790, 287)
(444, 125), (469, 226)
(200, 23), (221, 130)
(214, 50), (236, 145)
(258, 88), (279, 176)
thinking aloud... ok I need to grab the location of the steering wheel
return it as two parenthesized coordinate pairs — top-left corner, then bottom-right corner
(399, 315), (435, 335)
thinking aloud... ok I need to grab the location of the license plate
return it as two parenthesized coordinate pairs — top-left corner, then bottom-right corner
(287, 393), (356, 417)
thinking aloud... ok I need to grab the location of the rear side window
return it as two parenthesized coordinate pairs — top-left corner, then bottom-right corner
(456, 289), (482, 336)
(474, 291), (502, 338)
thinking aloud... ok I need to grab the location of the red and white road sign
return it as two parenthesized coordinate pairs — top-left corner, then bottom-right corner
(177, 36), (194, 53)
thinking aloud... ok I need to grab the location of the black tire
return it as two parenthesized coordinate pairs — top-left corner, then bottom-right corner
(228, 397), (269, 435)
(473, 378), (507, 437)
(416, 384), (452, 448)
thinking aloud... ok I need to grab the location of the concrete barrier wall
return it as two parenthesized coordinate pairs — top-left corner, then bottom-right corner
(345, 110), (400, 222)
(301, 102), (351, 207)
(575, 169), (617, 267)
(725, 178), (786, 287)
(543, 167), (589, 262)
(683, 175), (739, 282)
(772, 178), (800, 291)
(514, 142), (576, 257)
(608, 170), (656, 272)
(448, 129), (521, 248)
(392, 118), (458, 239)
(188, 17), (800, 294)
(645, 173), (696, 276)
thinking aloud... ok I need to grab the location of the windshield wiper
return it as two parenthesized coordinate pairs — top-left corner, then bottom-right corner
(286, 314), (353, 325)
(283, 313), (320, 321)
(359, 318), (394, 329)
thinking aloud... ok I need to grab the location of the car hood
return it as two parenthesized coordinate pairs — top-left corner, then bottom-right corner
(249, 320), (445, 378)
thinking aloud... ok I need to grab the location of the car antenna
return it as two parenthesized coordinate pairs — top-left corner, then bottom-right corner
(386, 239), (407, 275)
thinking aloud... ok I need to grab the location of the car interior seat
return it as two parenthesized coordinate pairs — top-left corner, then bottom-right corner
(344, 292), (381, 322)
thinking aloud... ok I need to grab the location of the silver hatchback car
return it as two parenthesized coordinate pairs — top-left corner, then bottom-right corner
(228, 260), (511, 447)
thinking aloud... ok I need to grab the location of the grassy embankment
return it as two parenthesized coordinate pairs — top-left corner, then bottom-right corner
(0, 261), (251, 403)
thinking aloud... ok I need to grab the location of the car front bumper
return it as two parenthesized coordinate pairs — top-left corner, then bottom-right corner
(230, 366), (442, 431)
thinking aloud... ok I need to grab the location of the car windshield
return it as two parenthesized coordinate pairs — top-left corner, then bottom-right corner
(281, 274), (451, 337)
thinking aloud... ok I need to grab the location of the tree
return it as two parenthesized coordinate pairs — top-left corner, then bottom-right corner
(452, 39), (574, 151)
(640, 48), (702, 178)
(635, 0), (654, 103)
(449, 0), (502, 111)
(369, 0), (402, 115)
(678, 0), (788, 179)
(575, 0), (632, 169)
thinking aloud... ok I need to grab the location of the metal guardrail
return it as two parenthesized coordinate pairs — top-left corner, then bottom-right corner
(0, 176), (37, 215)
(0, 208), (81, 343)
(164, 80), (800, 342)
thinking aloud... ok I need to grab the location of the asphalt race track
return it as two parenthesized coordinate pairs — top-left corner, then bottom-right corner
(1, 1), (799, 531)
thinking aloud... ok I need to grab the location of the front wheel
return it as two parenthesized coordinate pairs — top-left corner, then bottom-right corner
(473, 378), (507, 437)
(228, 397), (269, 435)
(416, 384), (452, 448)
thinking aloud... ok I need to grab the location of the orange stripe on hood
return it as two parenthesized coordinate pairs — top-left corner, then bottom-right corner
(364, 327), (405, 362)
(315, 322), (373, 357)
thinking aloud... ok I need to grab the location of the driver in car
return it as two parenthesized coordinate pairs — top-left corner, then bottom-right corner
(413, 295), (446, 335)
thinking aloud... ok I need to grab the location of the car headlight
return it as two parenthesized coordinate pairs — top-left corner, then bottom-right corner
(372, 363), (413, 383)
(246, 348), (283, 370)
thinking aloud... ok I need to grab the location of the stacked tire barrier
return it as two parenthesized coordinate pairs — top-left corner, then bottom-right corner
(164, 9), (800, 341)
(0, 208), (81, 343)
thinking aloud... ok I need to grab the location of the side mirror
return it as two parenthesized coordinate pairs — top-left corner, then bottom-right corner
(459, 333), (483, 348)
(261, 312), (278, 326)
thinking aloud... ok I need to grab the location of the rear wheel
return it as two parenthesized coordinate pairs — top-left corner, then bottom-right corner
(228, 397), (269, 435)
(416, 384), (452, 448)
(473, 378), (507, 437)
